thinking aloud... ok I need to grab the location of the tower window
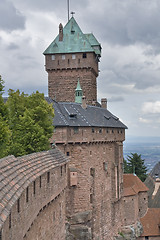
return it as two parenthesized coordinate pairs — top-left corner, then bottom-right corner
(62, 55), (65, 60)
(78, 59), (80, 63)
(58, 60), (59, 65)
(83, 53), (87, 58)
(51, 55), (55, 60)
(72, 54), (76, 59)
(92, 128), (95, 133)
(68, 59), (70, 64)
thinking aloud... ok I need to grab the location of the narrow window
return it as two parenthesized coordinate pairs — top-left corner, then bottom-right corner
(117, 130), (119, 134)
(74, 126), (79, 134)
(33, 181), (36, 195)
(64, 164), (67, 173)
(40, 176), (42, 188)
(9, 213), (11, 229)
(62, 55), (65, 60)
(53, 212), (55, 222)
(99, 128), (102, 133)
(17, 199), (20, 213)
(92, 128), (94, 133)
(83, 53), (87, 58)
(58, 60), (59, 65)
(121, 130), (123, 134)
(78, 59), (80, 64)
(90, 194), (93, 203)
(72, 54), (76, 59)
(90, 168), (95, 177)
(26, 187), (29, 203)
(47, 172), (50, 183)
(112, 130), (114, 133)
(51, 55), (55, 60)
(106, 129), (109, 133)
(67, 152), (70, 156)
(61, 166), (63, 176)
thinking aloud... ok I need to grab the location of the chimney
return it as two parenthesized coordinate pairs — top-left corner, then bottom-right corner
(82, 96), (87, 109)
(92, 101), (96, 106)
(59, 23), (63, 41)
(101, 98), (107, 109)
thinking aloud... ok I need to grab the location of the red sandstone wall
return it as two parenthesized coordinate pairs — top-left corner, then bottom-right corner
(51, 127), (125, 144)
(138, 192), (148, 218)
(45, 52), (99, 104)
(2, 164), (68, 240)
(54, 126), (125, 240)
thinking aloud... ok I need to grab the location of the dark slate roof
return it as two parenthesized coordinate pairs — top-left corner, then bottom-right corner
(150, 162), (160, 180)
(45, 98), (127, 129)
(144, 176), (155, 207)
(0, 148), (69, 230)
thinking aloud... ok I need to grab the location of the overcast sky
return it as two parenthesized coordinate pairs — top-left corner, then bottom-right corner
(1, 0), (160, 138)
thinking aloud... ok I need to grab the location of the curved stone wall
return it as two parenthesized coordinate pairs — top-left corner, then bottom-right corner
(0, 148), (69, 240)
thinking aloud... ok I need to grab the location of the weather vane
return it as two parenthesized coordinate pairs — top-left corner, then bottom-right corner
(71, 11), (75, 17)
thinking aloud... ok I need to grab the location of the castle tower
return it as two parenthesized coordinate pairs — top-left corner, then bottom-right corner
(43, 17), (101, 105)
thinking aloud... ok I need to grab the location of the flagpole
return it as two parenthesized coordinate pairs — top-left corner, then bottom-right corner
(67, 0), (69, 22)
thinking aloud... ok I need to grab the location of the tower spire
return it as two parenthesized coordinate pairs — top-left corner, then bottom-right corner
(75, 78), (83, 103)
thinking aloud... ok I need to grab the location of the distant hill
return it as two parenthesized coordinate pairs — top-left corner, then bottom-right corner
(124, 136), (160, 173)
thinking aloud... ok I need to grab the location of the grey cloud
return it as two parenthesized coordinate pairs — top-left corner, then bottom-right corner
(0, 0), (26, 31)
(82, 0), (160, 49)
(13, 0), (89, 19)
(7, 43), (19, 50)
(108, 96), (124, 102)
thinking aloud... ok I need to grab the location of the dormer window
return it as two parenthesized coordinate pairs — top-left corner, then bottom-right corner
(69, 113), (77, 119)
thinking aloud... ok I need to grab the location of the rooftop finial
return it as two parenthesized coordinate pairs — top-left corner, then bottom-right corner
(67, 0), (70, 22)
(71, 11), (75, 18)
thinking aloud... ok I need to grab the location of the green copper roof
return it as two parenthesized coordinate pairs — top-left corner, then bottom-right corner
(85, 33), (101, 56)
(43, 17), (101, 55)
(75, 78), (83, 104)
(76, 78), (82, 91)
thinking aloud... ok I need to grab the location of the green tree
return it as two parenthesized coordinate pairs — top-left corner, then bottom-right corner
(0, 115), (11, 158)
(6, 89), (54, 157)
(0, 76), (11, 158)
(124, 153), (147, 182)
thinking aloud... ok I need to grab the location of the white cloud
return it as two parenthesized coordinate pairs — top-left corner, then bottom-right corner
(139, 117), (151, 123)
(142, 101), (160, 114)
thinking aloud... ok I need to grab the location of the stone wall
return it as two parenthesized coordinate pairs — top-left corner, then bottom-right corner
(1, 163), (68, 240)
(45, 52), (99, 104)
(53, 126), (125, 239)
